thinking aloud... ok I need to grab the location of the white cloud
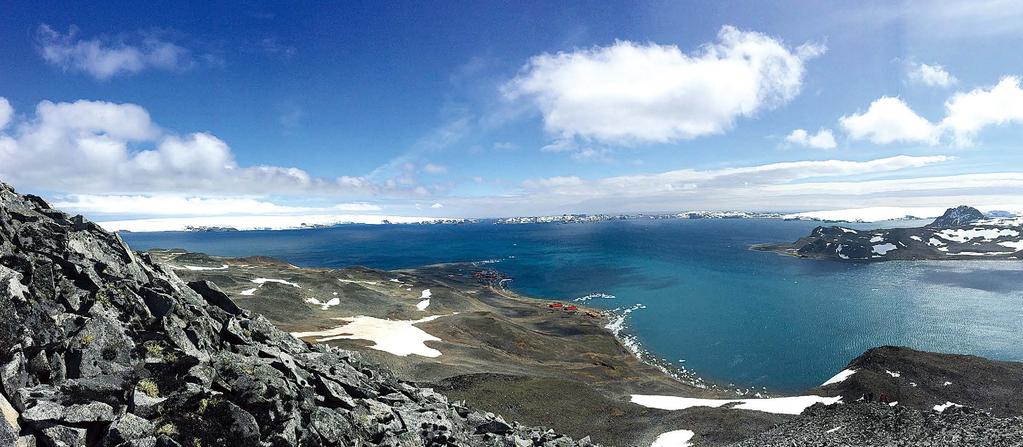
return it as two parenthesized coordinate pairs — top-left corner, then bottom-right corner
(941, 76), (1023, 146)
(840, 97), (939, 144)
(0, 98), (12, 129)
(908, 63), (957, 87)
(36, 24), (193, 80)
(430, 202), (444, 209)
(50, 194), (382, 217)
(784, 128), (837, 149)
(504, 26), (823, 144)
(0, 97), (428, 198)
(424, 154), (1021, 217)
(422, 163), (448, 174)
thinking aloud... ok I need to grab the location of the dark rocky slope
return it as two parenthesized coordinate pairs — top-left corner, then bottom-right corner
(754, 206), (1023, 261)
(0, 182), (592, 446)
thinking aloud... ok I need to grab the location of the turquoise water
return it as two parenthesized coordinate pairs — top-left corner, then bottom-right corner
(121, 219), (1023, 392)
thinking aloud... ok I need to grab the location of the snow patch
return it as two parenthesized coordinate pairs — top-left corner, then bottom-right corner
(252, 278), (301, 288)
(933, 401), (962, 412)
(416, 299), (431, 311)
(825, 426), (843, 434)
(420, 289), (432, 299)
(998, 240), (1023, 251)
(820, 369), (856, 386)
(910, 235), (923, 241)
(886, 370), (901, 378)
(630, 394), (842, 415)
(173, 264), (229, 271)
(870, 236), (884, 243)
(239, 288), (258, 296)
(305, 297), (341, 310)
(650, 429), (694, 447)
(872, 243), (897, 255)
(935, 228), (1019, 243)
(291, 314), (455, 357)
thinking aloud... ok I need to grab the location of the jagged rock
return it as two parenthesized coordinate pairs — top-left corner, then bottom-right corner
(0, 182), (590, 446)
(102, 413), (155, 446)
(187, 280), (242, 316)
(927, 205), (986, 228)
(38, 422), (87, 447)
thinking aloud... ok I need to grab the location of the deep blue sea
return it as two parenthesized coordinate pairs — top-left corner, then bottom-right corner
(121, 219), (1023, 393)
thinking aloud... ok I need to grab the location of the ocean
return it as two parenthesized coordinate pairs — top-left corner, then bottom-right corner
(121, 219), (1023, 393)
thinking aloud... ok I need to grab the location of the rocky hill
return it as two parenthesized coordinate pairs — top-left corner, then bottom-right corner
(753, 206), (1023, 261)
(0, 183), (592, 446)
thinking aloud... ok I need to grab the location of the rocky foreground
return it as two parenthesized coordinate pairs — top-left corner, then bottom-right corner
(754, 206), (1023, 261)
(0, 183), (595, 446)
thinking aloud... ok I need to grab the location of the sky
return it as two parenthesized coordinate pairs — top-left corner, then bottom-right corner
(3, 0), (1023, 224)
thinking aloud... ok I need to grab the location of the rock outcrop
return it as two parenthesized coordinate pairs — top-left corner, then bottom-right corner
(0, 182), (592, 446)
(753, 206), (1023, 261)
(926, 205), (986, 228)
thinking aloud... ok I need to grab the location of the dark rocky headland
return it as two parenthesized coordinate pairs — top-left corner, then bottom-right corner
(754, 205), (1023, 261)
(1, 183), (1022, 446)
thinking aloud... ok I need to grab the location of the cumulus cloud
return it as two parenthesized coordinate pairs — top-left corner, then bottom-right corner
(842, 76), (1023, 147)
(941, 76), (1023, 146)
(784, 128), (837, 149)
(503, 26), (823, 144)
(839, 97), (939, 144)
(908, 63), (957, 87)
(0, 97), (427, 198)
(36, 24), (193, 80)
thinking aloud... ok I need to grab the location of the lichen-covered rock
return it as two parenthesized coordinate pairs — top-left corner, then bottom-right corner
(0, 182), (591, 446)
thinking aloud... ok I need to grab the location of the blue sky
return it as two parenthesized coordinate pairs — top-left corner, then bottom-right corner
(2, 0), (1023, 224)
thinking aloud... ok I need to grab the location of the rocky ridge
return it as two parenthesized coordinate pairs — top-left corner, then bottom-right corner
(0, 182), (591, 446)
(753, 206), (1023, 261)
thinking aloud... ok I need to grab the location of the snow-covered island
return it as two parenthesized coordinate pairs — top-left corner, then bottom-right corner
(754, 206), (1023, 261)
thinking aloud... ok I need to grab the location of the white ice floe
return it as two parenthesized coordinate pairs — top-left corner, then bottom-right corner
(252, 278), (301, 288)
(290, 314), (454, 357)
(886, 370), (901, 378)
(629, 394), (842, 415)
(239, 288), (258, 296)
(416, 299), (431, 311)
(889, 401), (898, 406)
(933, 401), (962, 412)
(420, 289), (432, 299)
(338, 278), (380, 285)
(305, 297), (341, 310)
(650, 429), (694, 447)
(820, 369), (856, 386)
(935, 228), (1019, 243)
(870, 236), (884, 243)
(943, 381), (952, 386)
(872, 243), (897, 255)
(173, 264), (229, 271)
